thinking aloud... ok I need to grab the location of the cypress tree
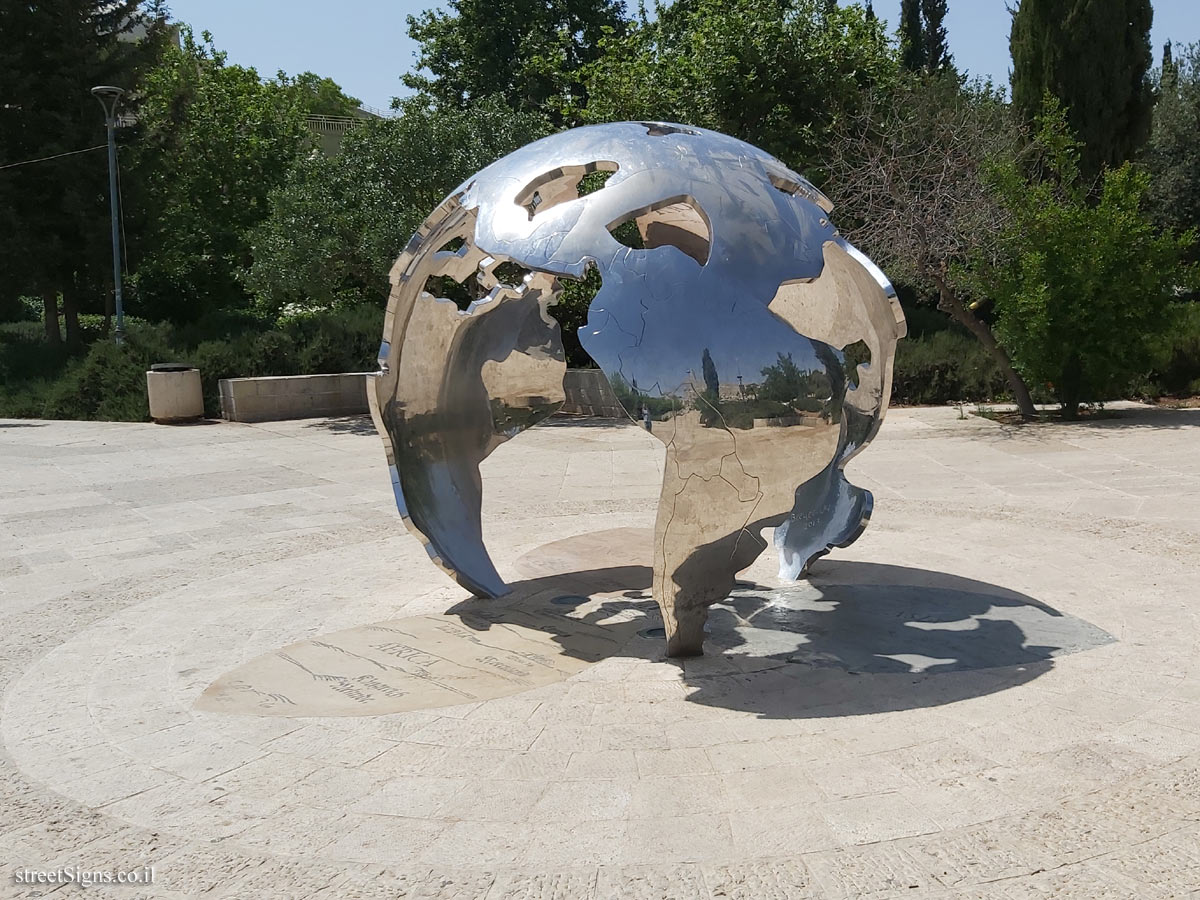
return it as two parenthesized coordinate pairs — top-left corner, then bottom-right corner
(921, 0), (954, 74)
(1010, 0), (1154, 182)
(1162, 40), (1176, 90)
(899, 0), (926, 72)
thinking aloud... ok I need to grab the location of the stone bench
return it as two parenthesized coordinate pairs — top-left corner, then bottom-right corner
(219, 373), (372, 423)
(219, 369), (630, 424)
(560, 369), (627, 418)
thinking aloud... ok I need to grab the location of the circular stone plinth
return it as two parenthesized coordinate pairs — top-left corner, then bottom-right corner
(196, 530), (1113, 718)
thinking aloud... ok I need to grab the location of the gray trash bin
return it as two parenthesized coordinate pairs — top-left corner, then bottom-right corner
(146, 363), (204, 424)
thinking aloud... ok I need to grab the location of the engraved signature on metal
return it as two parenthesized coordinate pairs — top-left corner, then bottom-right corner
(369, 122), (906, 656)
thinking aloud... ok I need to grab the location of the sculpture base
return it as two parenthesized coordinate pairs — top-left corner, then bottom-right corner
(198, 529), (1113, 717)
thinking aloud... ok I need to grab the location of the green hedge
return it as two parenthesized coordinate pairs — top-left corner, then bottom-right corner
(3, 300), (1197, 422)
(891, 328), (1011, 405)
(1152, 302), (1200, 396)
(0, 304), (381, 421)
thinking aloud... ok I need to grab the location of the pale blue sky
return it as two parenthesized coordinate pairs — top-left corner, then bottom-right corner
(167, 0), (1198, 112)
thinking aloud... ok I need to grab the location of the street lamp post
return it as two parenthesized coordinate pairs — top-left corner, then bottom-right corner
(91, 85), (125, 345)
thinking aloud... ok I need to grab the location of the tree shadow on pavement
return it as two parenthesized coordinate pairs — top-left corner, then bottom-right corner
(1070, 406), (1200, 430)
(989, 405), (1200, 434)
(302, 415), (378, 436)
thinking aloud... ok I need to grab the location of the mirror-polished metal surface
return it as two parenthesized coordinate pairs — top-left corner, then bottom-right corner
(370, 122), (905, 656)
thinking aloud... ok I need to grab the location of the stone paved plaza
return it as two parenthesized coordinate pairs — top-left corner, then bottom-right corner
(2, 405), (1199, 899)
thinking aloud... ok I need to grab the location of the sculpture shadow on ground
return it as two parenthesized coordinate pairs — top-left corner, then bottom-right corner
(445, 561), (1115, 720)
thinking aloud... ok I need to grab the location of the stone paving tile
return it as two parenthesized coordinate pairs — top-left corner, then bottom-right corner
(564, 749), (637, 779)
(804, 844), (944, 898)
(727, 806), (837, 858)
(418, 822), (525, 869)
(819, 792), (942, 844)
(634, 748), (715, 778)
(486, 869), (599, 900)
(700, 860), (819, 899)
(350, 774), (469, 819)
(594, 864), (708, 900)
(323, 814), (448, 865)
(1092, 826), (1200, 888)
(906, 827), (1048, 888)
(3, 409), (1200, 896)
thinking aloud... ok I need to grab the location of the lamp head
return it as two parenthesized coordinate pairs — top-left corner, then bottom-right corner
(90, 85), (125, 119)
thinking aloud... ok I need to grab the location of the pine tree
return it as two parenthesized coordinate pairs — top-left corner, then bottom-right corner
(1010, 0), (1154, 182)
(921, 0), (954, 74)
(899, 0), (926, 72)
(865, 1), (876, 22)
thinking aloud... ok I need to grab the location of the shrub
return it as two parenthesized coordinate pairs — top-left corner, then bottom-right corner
(75, 314), (152, 343)
(0, 301), (388, 421)
(284, 304), (380, 374)
(186, 304), (381, 415)
(1151, 302), (1200, 396)
(169, 308), (270, 348)
(891, 328), (1010, 405)
(0, 322), (74, 387)
(41, 342), (151, 422)
(0, 378), (56, 418)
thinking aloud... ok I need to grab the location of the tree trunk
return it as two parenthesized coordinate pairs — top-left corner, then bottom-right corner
(42, 289), (61, 345)
(62, 279), (81, 347)
(932, 277), (1037, 420)
(1058, 352), (1082, 419)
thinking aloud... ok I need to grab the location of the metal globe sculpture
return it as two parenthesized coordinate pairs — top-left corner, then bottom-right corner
(369, 122), (906, 657)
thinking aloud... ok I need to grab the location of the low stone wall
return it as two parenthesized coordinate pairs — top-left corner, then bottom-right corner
(561, 369), (627, 419)
(219, 369), (629, 423)
(752, 413), (824, 428)
(219, 373), (372, 423)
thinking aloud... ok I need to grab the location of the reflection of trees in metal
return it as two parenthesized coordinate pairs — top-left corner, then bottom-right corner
(370, 122), (905, 657)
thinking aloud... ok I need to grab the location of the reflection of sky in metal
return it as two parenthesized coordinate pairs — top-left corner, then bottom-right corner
(461, 123), (841, 403)
(586, 273), (833, 398)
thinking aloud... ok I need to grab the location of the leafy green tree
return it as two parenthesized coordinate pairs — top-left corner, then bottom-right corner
(0, 0), (166, 341)
(759, 352), (807, 403)
(899, 0), (925, 72)
(579, 0), (895, 175)
(1009, 0), (1154, 182)
(403, 0), (628, 121)
(246, 97), (551, 317)
(283, 71), (362, 116)
(978, 101), (1196, 418)
(130, 27), (315, 324)
(1143, 41), (1200, 250)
